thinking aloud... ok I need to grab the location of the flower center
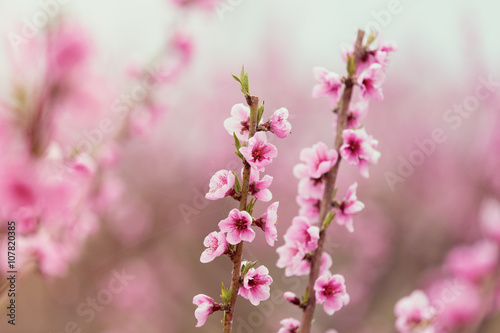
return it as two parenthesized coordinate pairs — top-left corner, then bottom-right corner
(234, 218), (248, 230)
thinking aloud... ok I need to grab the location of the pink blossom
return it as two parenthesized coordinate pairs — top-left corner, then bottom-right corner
(239, 132), (278, 171)
(293, 163), (325, 199)
(336, 183), (365, 232)
(394, 290), (436, 333)
(206, 170), (235, 200)
(286, 216), (320, 251)
(340, 128), (380, 178)
(218, 209), (255, 245)
(239, 265), (273, 305)
(299, 142), (338, 178)
(270, 107), (292, 138)
(248, 168), (273, 202)
(255, 202), (279, 246)
(480, 198), (500, 243)
(278, 318), (301, 333)
(284, 291), (301, 305)
(445, 240), (499, 282)
(332, 100), (368, 130)
(357, 63), (386, 100)
(200, 231), (228, 263)
(428, 279), (480, 331)
(297, 196), (321, 222)
(276, 237), (331, 277)
(312, 67), (343, 106)
(276, 238), (309, 277)
(223, 103), (250, 141)
(192, 294), (220, 327)
(314, 273), (350, 315)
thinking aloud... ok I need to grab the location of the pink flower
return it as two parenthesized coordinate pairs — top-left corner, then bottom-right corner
(248, 168), (273, 202)
(286, 216), (320, 251)
(357, 63), (385, 100)
(200, 231), (228, 263)
(332, 100), (368, 130)
(336, 183), (365, 232)
(394, 290), (436, 333)
(218, 209), (255, 245)
(297, 196), (321, 222)
(278, 318), (301, 333)
(206, 170), (235, 200)
(427, 279), (480, 331)
(445, 240), (499, 282)
(312, 67), (343, 106)
(340, 128), (380, 178)
(239, 265), (273, 305)
(294, 163), (325, 199)
(255, 202), (279, 246)
(192, 294), (220, 327)
(270, 107), (292, 138)
(299, 142), (338, 178)
(314, 273), (350, 315)
(480, 198), (500, 243)
(284, 291), (301, 305)
(276, 238), (309, 277)
(239, 132), (278, 171)
(276, 237), (332, 277)
(224, 103), (250, 141)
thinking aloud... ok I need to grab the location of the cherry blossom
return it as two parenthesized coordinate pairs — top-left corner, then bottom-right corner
(335, 183), (365, 232)
(314, 273), (350, 315)
(248, 168), (273, 202)
(239, 132), (278, 171)
(218, 209), (255, 245)
(357, 63), (386, 100)
(192, 294), (220, 327)
(278, 318), (301, 333)
(286, 216), (320, 251)
(298, 142), (338, 179)
(223, 103), (251, 141)
(270, 107), (292, 138)
(312, 67), (343, 106)
(200, 231), (228, 263)
(340, 128), (380, 178)
(394, 290), (436, 333)
(255, 202), (279, 246)
(445, 240), (499, 282)
(206, 169), (235, 200)
(239, 265), (273, 305)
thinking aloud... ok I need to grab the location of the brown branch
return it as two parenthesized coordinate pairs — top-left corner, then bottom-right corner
(223, 95), (259, 333)
(299, 29), (365, 333)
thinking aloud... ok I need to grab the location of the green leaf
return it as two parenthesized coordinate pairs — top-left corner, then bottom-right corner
(242, 73), (249, 95)
(241, 260), (257, 276)
(331, 187), (338, 201)
(233, 172), (241, 193)
(365, 31), (378, 47)
(232, 74), (241, 84)
(322, 210), (336, 230)
(347, 55), (355, 76)
(240, 65), (245, 80)
(302, 286), (310, 304)
(221, 282), (231, 304)
(235, 149), (245, 161)
(257, 104), (264, 125)
(246, 198), (257, 215)
(233, 132), (242, 150)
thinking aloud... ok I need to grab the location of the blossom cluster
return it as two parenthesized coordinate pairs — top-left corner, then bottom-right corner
(394, 198), (500, 333)
(192, 71), (292, 328)
(277, 32), (396, 332)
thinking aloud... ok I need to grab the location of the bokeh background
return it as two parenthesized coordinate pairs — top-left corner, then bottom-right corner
(1, 0), (500, 332)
